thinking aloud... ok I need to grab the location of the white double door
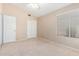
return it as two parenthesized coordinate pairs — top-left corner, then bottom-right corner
(27, 17), (37, 38)
(0, 15), (16, 44)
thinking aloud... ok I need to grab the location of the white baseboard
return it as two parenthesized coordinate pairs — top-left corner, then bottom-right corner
(40, 37), (79, 53)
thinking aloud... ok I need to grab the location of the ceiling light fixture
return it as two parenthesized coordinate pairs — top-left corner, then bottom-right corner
(28, 3), (40, 9)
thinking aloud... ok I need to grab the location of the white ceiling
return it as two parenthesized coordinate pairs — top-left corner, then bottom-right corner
(12, 3), (71, 17)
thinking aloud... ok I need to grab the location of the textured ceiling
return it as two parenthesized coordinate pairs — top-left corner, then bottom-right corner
(12, 3), (71, 17)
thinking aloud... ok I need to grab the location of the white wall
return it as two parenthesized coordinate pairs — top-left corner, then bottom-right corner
(0, 15), (2, 45)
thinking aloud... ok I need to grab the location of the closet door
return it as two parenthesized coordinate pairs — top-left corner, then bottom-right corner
(3, 15), (16, 43)
(57, 14), (70, 37)
(70, 13), (79, 38)
(57, 9), (79, 39)
(0, 15), (2, 45)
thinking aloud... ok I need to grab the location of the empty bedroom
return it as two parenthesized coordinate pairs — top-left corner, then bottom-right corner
(0, 3), (79, 56)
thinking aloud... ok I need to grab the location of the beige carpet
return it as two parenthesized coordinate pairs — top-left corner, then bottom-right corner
(0, 38), (79, 56)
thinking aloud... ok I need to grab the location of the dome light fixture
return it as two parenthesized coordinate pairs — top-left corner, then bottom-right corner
(28, 3), (40, 9)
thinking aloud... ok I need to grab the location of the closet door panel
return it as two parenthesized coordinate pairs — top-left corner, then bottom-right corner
(57, 14), (70, 37)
